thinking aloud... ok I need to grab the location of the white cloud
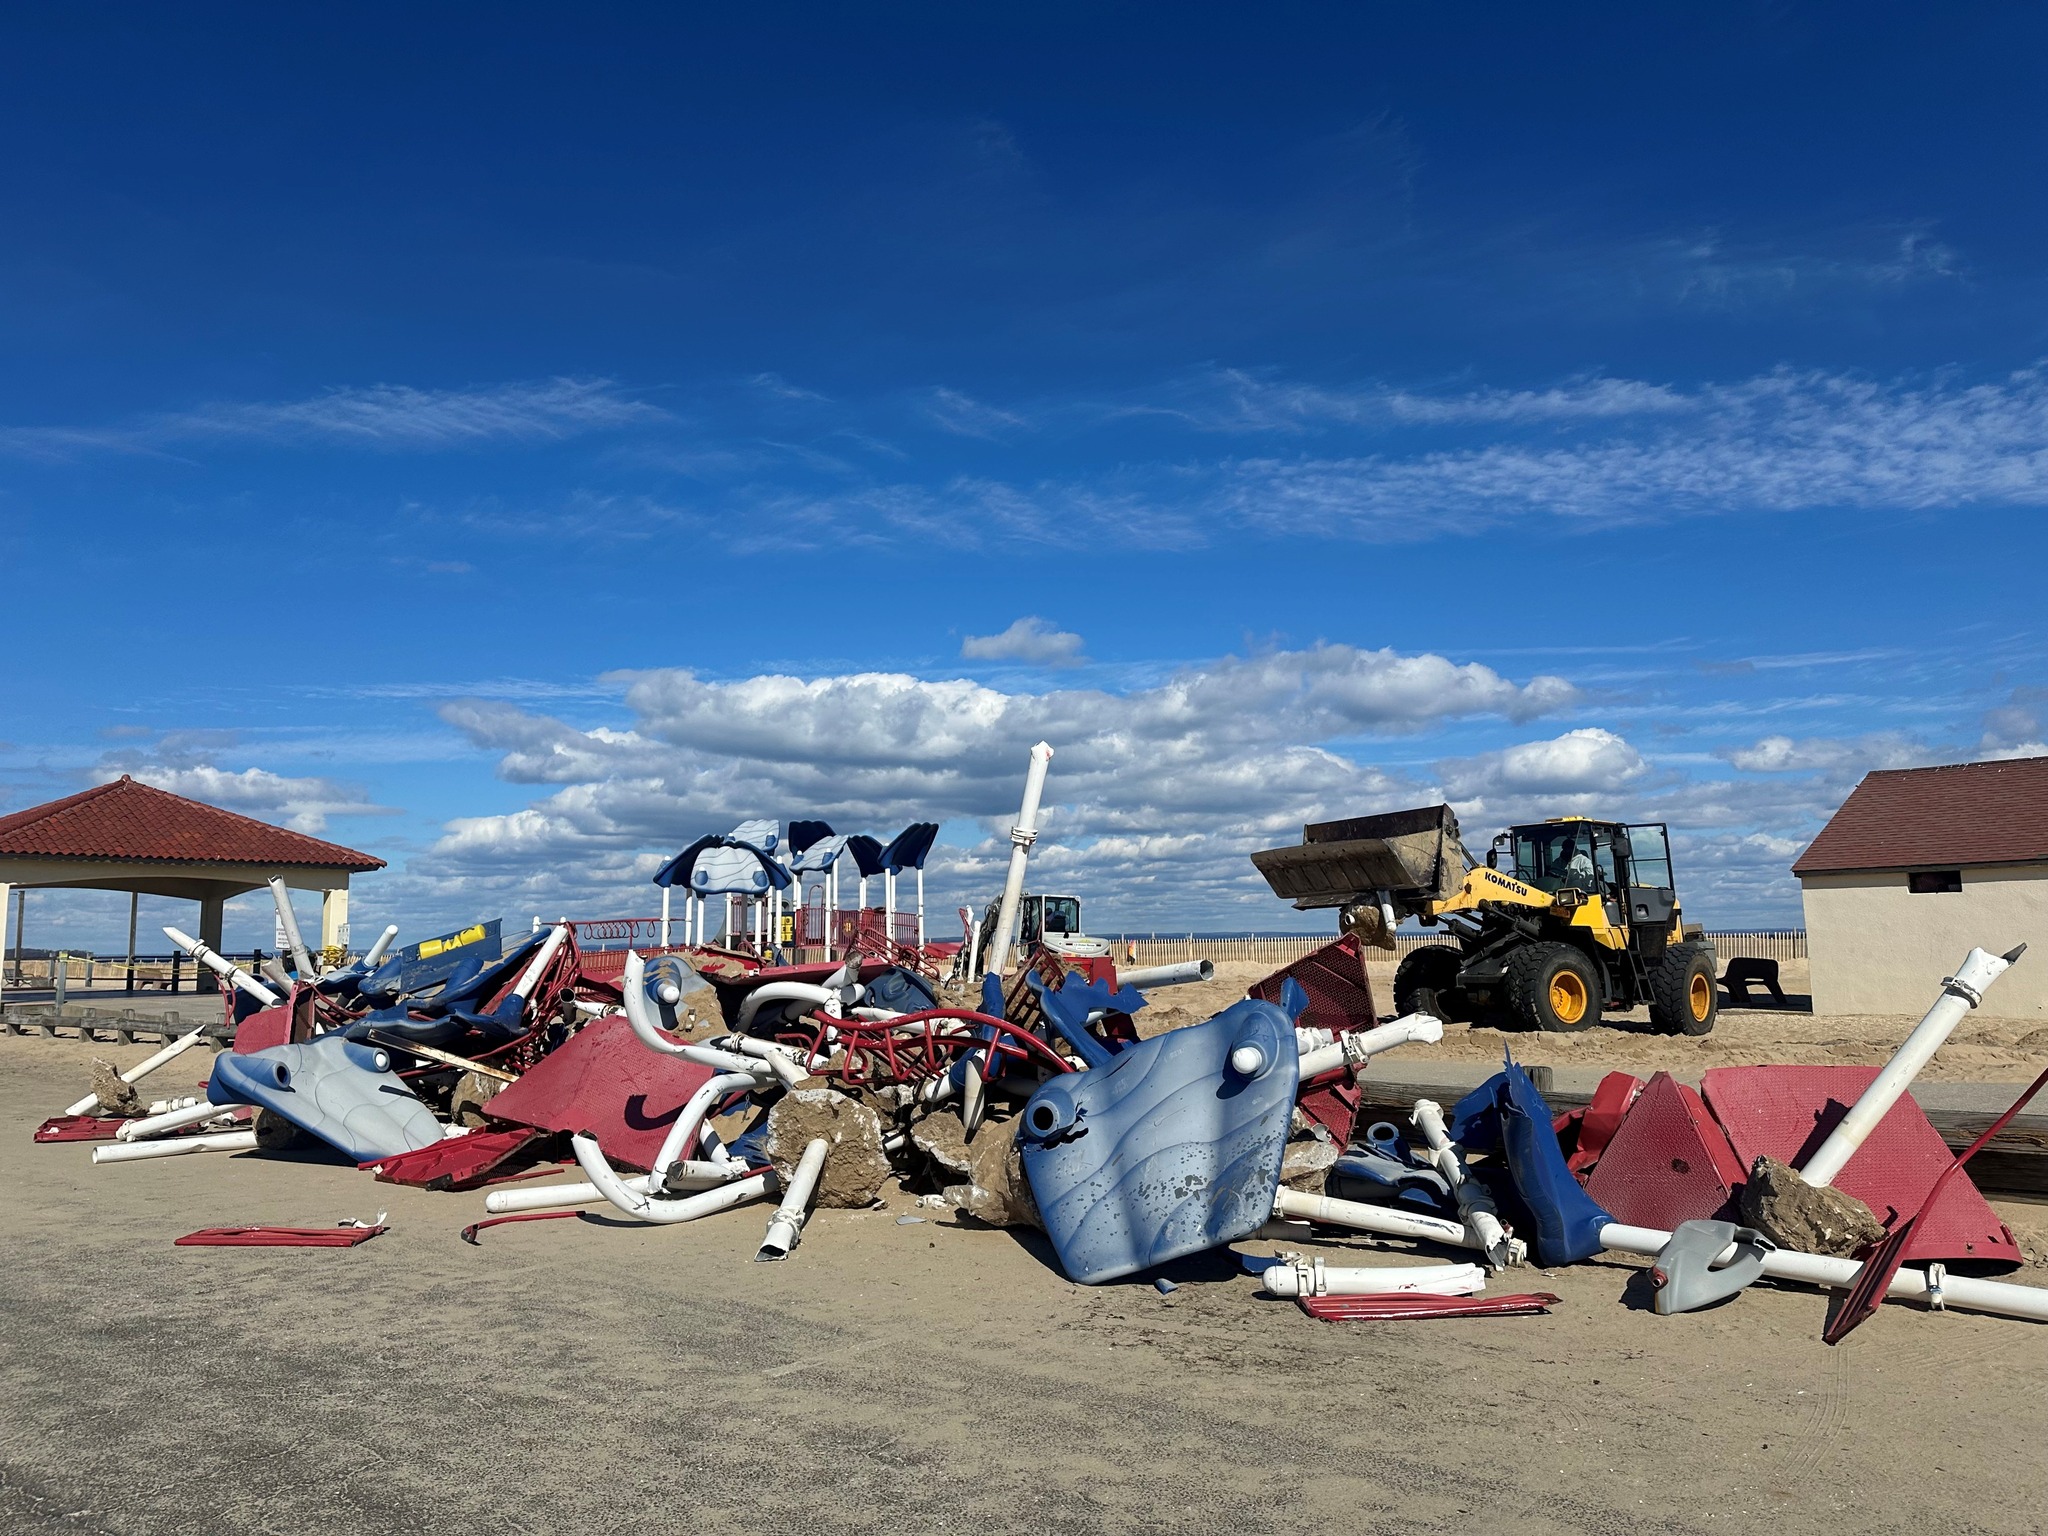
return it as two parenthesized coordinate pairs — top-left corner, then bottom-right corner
(960, 617), (1087, 666)
(417, 643), (1576, 926)
(1721, 732), (1938, 775)
(924, 386), (1030, 440)
(1438, 728), (1648, 804)
(121, 764), (395, 835)
(0, 378), (662, 459)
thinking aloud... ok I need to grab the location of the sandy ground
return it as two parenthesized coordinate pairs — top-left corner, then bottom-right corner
(1131, 958), (2048, 1084)
(3, 1036), (2048, 1535)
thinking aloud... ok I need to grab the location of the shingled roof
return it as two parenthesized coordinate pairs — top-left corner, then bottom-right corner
(0, 776), (384, 871)
(1792, 755), (2048, 877)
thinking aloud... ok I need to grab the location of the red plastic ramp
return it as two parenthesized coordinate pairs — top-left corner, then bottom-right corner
(1250, 935), (1379, 1143)
(1584, 1072), (1745, 1230)
(1702, 1065), (2019, 1265)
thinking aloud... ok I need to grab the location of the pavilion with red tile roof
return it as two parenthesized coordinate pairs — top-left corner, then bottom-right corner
(0, 776), (384, 995)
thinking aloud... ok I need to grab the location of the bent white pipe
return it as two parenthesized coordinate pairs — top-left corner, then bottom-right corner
(1412, 1098), (1515, 1270)
(757, 1136), (830, 1259)
(986, 741), (1054, 978)
(115, 1099), (246, 1141)
(62, 1025), (216, 1117)
(482, 1161), (747, 1215)
(267, 877), (317, 979)
(736, 981), (842, 1034)
(1296, 1013), (1445, 1080)
(92, 1129), (258, 1164)
(163, 926), (281, 1007)
(1258, 1256), (1486, 1299)
(648, 1072), (761, 1186)
(1273, 1186), (1528, 1264)
(709, 1033), (810, 1088)
(571, 1134), (778, 1224)
(1598, 1222), (2048, 1326)
(1119, 959), (1215, 990)
(1799, 945), (2023, 1189)
(362, 924), (400, 969)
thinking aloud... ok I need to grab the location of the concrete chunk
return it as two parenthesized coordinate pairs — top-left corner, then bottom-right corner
(1740, 1154), (1888, 1257)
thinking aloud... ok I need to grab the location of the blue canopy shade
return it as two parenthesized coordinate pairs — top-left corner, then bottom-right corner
(651, 833), (722, 889)
(845, 834), (888, 879)
(787, 820), (835, 855)
(881, 821), (940, 873)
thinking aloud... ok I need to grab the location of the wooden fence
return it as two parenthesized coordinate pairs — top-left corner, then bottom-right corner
(1113, 929), (1807, 970)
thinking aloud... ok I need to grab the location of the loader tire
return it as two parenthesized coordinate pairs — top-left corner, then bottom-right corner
(1649, 943), (1718, 1036)
(1393, 945), (1470, 1024)
(1506, 942), (1601, 1033)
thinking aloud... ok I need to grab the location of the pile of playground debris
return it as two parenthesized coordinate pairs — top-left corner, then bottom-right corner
(32, 897), (2048, 1343)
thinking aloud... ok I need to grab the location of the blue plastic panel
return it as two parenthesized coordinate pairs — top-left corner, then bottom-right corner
(1020, 998), (1298, 1284)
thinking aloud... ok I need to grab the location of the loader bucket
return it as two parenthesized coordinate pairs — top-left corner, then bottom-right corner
(1250, 803), (1470, 911)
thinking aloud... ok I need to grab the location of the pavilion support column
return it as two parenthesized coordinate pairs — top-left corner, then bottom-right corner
(0, 882), (11, 1006)
(125, 891), (139, 992)
(320, 888), (349, 963)
(198, 895), (225, 956)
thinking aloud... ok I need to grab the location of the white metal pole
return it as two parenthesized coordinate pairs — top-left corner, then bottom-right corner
(162, 926), (281, 1007)
(985, 741), (1054, 978)
(363, 925), (400, 968)
(267, 878), (316, 979)
(92, 1129), (258, 1164)
(917, 867), (926, 949)
(1800, 945), (2022, 1188)
(62, 1025), (216, 1117)
(758, 1136), (830, 1259)
(661, 885), (671, 948)
(884, 871), (895, 949)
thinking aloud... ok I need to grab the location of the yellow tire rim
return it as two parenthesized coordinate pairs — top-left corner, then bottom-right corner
(1548, 969), (1588, 1024)
(1689, 972), (1713, 1021)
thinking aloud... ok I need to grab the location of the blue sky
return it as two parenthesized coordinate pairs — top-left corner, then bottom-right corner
(4, 4), (2046, 953)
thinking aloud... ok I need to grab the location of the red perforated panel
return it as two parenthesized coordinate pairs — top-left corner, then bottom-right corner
(485, 1013), (718, 1172)
(1250, 935), (1380, 1144)
(1584, 1072), (1744, 1229)
(1702, 1065), (2018, 1264)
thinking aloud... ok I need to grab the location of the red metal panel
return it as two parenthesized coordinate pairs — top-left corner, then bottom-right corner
(1584, 1072), (1744, 1229)
(362, 1126), (547, 1190)
(1702, 1065), (2019, 1264)
(483, 1013), (719, 1172)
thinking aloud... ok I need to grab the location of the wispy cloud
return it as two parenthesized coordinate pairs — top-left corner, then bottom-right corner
(0, 377), (663, 460)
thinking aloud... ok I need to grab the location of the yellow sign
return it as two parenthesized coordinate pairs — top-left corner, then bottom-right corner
(419, 924), (487, 960)
(779, 915), (795, 943)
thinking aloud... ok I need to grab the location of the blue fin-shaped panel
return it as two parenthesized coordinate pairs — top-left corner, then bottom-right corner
(1020, 998), (1298, 1284)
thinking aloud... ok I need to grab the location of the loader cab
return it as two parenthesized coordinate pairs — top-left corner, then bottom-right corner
(1020, 893), (1082, 946)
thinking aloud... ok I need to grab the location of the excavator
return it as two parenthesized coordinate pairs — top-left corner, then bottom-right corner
(1252, 804), (1717, 1034)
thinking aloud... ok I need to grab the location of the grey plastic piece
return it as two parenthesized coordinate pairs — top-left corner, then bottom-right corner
(1650, 1219), (1777, 1316)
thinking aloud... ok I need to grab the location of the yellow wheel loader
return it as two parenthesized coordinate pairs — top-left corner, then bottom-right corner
(1252, 805), (1716, 1035)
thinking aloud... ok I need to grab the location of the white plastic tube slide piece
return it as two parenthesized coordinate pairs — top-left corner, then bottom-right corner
(115, 1099), (245, 1141)
(1799, 945), (2022, 1189)
(571, 1134), (778, 1223)
(482, 1161), (747, 1214)
(1599, 1222), (2048, 1325)
(1295, 1013), (1445, 1080)
(511, 923), (571, 1004)
(1118, 959), (1215, 990)
(1258, 1255), (1487, 1299)
(648, 1072), (762, 1185)
(162, 926), (282, 1007)
(362, 925), (400, 969)
(1272, 1186), (1528, 1263)
(92, 1130), (259, 1164)
(1412, 1097), (1516, 1269)
(709, 1034), (810, 1089)
(267, 877), (317, 979)
(62, 1024), (216, 1117)
(736, 981), (842, 1034)
(757, 1137), (830, 1260)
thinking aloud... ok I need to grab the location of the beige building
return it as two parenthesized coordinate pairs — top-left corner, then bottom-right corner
(1794, 756), (2048, 1019)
